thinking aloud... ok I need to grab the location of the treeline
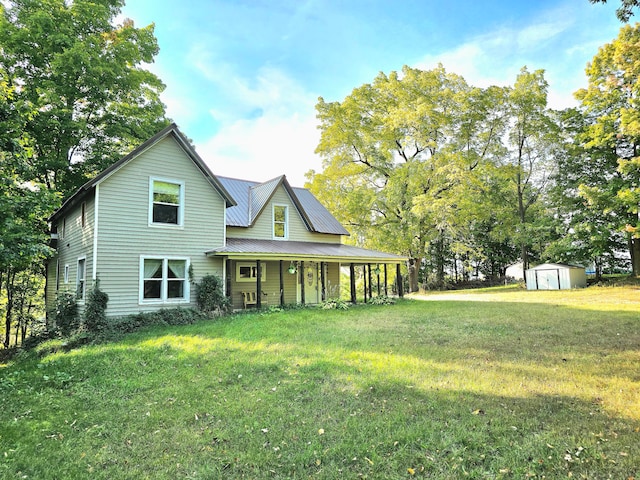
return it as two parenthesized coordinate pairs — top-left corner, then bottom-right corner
(307, 25), (640, 291)
(0, 0), (169, 348)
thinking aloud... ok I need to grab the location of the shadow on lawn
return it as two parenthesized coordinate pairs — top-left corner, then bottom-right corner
(2, 333), (639, 479)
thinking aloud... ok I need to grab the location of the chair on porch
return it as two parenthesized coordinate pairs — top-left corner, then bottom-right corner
(242, 291), (257, 309)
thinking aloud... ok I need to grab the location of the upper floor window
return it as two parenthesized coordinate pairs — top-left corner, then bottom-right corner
(150, 178), (184, 226)
(273, 205), (288, 239)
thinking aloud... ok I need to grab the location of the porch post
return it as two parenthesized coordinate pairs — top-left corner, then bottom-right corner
(256, 260), (262, 309)
(384, 264), (388, 296)
(350, 263), (356, 304)
(300, 260), (305, 305)
(396, 263), (403, 297)
(367, 263), (373, 299)
(279, 260), (285, 306)
(376, 264), (381, 296)
(320, 261), (326, 302)
(225, 259), (232, 300)
(363, 265), (368, 303)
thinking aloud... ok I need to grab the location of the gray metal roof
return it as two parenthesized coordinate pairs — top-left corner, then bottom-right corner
(218, 175), (349, 236)
(208, 238), (406, 263)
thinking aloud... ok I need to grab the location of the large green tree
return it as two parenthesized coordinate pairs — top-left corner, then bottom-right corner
(503, 68), (561, 277)
(0, 0), (169, 197)
(575, 23), (640, 275)
(309, 66), (508, 290)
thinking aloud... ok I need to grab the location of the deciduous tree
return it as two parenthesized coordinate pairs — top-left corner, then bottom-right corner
(575, 23), (640, 275)
(0, 0), (169, 197)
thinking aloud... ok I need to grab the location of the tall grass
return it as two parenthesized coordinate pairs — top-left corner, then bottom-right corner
(1, 285), (638, 479)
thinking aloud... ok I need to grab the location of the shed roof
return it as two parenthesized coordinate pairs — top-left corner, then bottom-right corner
(207, 238), (406, 263)
(527, 263), (585, 271)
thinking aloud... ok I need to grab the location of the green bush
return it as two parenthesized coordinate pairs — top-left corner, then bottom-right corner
(321, 298), (351, 310)
(195, 274), (229, 316)
(367, 295), (396, 305)
(51, 292), (79, 336)
(83, 282), (109, 334)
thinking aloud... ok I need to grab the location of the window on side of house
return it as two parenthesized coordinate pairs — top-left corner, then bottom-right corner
(61, 217), (66, 239)
(64, 264), (70, 284)
(76, 258), (86, 301)
(140, 257), (189, 303)
(150, 178), (184, 226)
(273, 204), (288, 239)
(236, 263), (266, 282)
(81, 202), (86, 228)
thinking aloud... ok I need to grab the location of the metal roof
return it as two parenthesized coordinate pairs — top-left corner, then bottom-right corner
(207, 238), (406, 263)
(218, 176), (349, 236)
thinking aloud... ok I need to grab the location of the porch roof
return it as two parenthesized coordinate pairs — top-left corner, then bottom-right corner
(206, 238), (406, 264)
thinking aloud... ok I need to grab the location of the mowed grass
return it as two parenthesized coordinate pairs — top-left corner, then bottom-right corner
(1, 285), (639, 479)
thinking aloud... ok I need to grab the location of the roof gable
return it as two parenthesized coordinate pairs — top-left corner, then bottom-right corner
(218, 175), (349, 236)
(50, 123), (236, 222)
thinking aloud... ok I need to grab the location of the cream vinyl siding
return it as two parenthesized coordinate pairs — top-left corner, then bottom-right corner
(226, 186), (342, 244)
(96, 136), (226, 317)
(228, 260), (340, 310)
(47, 196), (96, 314)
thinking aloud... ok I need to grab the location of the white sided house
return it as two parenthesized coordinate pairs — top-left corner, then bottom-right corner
(525, 263), (587, 290)
(46, 124), (405, 318)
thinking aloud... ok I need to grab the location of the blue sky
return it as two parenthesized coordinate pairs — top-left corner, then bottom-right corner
(120, 0), (625, 186)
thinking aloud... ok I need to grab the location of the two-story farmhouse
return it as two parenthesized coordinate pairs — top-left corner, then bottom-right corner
(45, 124), (405, 317)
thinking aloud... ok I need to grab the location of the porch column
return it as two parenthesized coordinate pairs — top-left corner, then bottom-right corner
(350, 263), (356, 304)
(367, 263), (373, 299)
(320, 261), (326, 302)
(300, 260), (305, 305)
(376, 264), (381, 296)
(396, 263), (403, 297)
(225, 259), (232, 300)
(256, 260), (262, 309)
(279, 260), (285, 306)
(363, 265), (368, 303)
(384, 264), (388, 296)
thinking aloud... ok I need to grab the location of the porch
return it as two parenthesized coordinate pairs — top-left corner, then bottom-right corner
(206, 239), (406, 310)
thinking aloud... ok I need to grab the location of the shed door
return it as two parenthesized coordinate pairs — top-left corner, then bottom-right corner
(536, 269), (560, 290)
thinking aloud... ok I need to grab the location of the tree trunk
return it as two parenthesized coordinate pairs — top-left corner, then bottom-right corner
(630, 237), (640, 277)
(408, 258), (419, 293)
(4, 271), (15, 349)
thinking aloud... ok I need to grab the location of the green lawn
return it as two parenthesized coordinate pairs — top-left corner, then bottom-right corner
(1, 285), (639, 479)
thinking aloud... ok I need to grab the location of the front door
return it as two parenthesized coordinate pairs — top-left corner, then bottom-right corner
(297, 262), (320, 304)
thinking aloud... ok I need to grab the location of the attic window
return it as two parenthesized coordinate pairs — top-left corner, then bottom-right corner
(150, 178), (184, 226)
(273, 205), (288, 239)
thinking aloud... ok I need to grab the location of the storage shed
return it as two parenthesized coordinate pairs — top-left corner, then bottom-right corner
(525, 263), (587, 290)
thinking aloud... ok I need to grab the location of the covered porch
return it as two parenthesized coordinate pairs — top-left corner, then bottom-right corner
(206, 239), (406, 310)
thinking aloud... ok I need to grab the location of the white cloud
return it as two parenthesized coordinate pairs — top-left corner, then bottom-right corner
(197, 109), (321, 187)
(184, 45), (322, 186)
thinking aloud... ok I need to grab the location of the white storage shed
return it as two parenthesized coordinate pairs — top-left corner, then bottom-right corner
(525, 263), (587, 290)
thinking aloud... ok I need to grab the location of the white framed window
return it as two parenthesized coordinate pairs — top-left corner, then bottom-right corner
(273, 204), (288, 239)
(76, 257), (86, 301)
(149, 178), (184, 227)
(140, 256), (190, 303)
(64, 264), (70, 284)
(236, 263), (266, 282)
